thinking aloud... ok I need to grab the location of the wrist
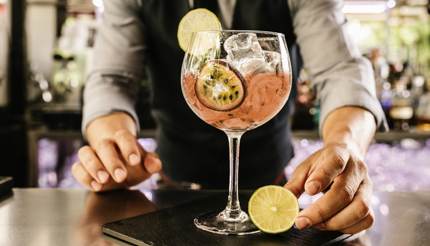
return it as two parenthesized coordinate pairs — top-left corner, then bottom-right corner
(324, 139), (364, 161)
(86, 112), (137, 146)
(322, 107), (376, 160)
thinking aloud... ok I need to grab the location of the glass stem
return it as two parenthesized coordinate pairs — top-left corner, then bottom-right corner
(223, 131), (244, 221)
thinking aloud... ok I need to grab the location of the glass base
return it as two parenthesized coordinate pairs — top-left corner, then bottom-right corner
(194, 210), (260, 235)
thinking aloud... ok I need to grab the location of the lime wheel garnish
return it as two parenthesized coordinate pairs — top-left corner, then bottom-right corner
(177, 8), (222, 54)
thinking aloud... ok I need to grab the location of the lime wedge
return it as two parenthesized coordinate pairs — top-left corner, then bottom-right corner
(177, 8), (222, 54)
(248, 185), (299, 234)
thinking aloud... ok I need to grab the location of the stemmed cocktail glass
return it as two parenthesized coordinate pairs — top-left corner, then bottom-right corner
(181, 30), (292, 235)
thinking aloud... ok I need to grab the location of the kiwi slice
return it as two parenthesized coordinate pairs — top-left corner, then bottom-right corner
(196, 60), (246, 111)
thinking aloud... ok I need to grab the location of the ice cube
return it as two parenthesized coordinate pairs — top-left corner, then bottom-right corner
(224, 33), (281, 75)
(224, 33), (264, 61)
(232, 51), (281, 76)
(258, 37), (280, 51)
(263, 51), (281, 72)
(235, 57), (274, 75)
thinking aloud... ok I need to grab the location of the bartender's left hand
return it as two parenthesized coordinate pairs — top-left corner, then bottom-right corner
(284, 142), (374, 234)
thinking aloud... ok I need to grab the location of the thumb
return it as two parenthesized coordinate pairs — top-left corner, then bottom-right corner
(284, 162), (310, 197)
(143, 152), (162, 174)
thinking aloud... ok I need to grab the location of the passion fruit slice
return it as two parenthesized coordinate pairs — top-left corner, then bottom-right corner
(196, 60), (246, 111)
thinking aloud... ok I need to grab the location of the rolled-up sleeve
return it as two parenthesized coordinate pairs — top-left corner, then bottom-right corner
(290, 0), (388, 132)
(82, 0), (146, 137)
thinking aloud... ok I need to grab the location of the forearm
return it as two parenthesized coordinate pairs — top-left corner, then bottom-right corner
(82, 0), (145, 140)
(322, 106), (376, 158)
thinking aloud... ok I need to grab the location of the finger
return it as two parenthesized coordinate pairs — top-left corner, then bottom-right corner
(284, 159), (311, 197)
(95, 139), (127, 183)
(304, 145), (350, 195)
(341, 211), (375, 234)
(114, 129), (141, 166)
(78, 146), (109, 184)
(315, 178), (372, 231)
(295, 160), (364, 230)
(143, 152), (162, 174)
(113, 152), (159, 187)
(71, 162), (102, 192)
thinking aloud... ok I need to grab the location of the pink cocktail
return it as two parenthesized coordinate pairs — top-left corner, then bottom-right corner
(183, 71), (291, 131)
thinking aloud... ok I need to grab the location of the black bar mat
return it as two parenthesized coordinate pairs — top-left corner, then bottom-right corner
(103, 193), (350, 246)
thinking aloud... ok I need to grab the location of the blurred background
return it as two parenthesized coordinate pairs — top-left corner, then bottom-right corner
(1, 0), (430, 192)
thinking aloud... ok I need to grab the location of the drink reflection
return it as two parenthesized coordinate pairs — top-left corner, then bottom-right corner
(74, 190), (157, 246)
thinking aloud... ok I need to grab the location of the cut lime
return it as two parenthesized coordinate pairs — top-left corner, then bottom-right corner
(248, 185), (299, 234)
(177, 8), (222, 54)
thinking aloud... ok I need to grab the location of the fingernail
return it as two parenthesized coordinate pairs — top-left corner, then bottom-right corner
(305, 181), (321, 195)
(146, 155), (162, 173)
(91, 181), (102, 191)
(114, 168), (126, 182)
(129, 153), (140, 166)
(295, 217), (311, 230)
(97, 170), (109, 183)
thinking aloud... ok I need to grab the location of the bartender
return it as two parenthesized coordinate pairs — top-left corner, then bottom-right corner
(72, 0), (386, 234)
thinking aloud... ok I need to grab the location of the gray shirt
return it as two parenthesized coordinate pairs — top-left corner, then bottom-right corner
(82, 0), (387, 137)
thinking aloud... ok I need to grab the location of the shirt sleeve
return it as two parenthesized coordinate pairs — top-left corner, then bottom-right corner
(289, 0), (388, 132)
(82, 0), (146, 138)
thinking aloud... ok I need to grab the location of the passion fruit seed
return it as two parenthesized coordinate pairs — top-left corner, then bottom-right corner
(196, 61), (246, 111)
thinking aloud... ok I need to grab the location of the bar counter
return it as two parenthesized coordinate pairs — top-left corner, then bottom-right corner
(0, 189), (429, 246)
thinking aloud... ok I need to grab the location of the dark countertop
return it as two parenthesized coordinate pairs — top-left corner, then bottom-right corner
(0, 189), (429, 246)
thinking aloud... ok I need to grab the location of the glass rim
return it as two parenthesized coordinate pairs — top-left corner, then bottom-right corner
(192, 29), (285, 37)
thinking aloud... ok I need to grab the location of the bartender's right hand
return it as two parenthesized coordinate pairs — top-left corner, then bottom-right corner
(72, 112), (162, 192)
